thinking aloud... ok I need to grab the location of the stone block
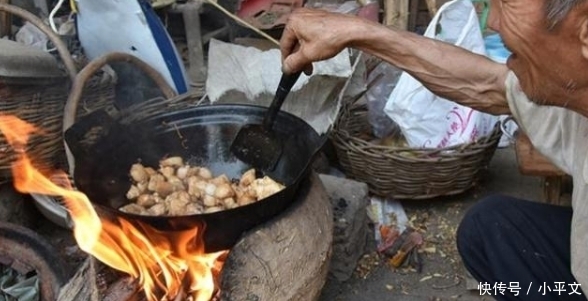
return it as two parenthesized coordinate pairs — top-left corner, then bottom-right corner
(319, 174), (370, 282)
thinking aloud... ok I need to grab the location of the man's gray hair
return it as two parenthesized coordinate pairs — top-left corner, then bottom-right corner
(546, 0), (585, 29)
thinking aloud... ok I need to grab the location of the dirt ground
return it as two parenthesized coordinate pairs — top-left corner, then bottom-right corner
(318, 146), (548, 301)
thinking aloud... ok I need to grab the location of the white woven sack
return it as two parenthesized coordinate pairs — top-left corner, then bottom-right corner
(384, 0), (498, 148)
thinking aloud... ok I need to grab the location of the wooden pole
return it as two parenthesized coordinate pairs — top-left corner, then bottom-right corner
(425, 0), (437, 17)
(384, 0), (409, 30)
(0, 0), (11, 38)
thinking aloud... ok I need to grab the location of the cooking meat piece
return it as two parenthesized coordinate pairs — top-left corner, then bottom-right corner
(187, 176), (205, 198)
(136, 181), (148, 194)
(239, 169), (256, 187)
(237, 194), (256, 206)
(202, 195), (217, 207)
(167, 191), (191, 215)
(176, 165), (198, 180)
(185, 202), (204, 214)
(136, 194), (156, 208)
(120, 203), (148, 215)
(203, 183), (217, 197)
(130, 163), (149, 182)
(148, 174), (165, 192)
(126, 185), (141, 200)
(148, 203), (167, 215)
(249, 176), (285, 200)
(210, 174), (230, 186)
(204, 206), (223, 214)
(167, 176), (185, 191)
(198, 167), (212, 179)
(160, 166), (175, 179)
(123, 158), (285, 217)
(144, 167), (157, 176)
(223, 197), (238, 209)
(160, 156), (184, 167)
(214, 183), (234, 199)
(154, 181), (174, 198)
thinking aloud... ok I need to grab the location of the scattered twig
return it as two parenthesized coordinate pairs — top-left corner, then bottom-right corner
(432, 276), (462, 290)
(195, 93), (209, 106)
(102, 277), (140, 301)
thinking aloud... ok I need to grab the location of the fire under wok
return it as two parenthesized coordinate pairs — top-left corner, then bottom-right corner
(64, 104), (325, 252)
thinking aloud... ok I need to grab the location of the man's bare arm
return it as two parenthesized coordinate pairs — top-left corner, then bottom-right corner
(354, 24), (510, 115)
(280, 9), (511, 115)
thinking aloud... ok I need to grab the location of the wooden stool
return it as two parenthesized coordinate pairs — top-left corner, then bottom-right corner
(514, 133), (571, 206)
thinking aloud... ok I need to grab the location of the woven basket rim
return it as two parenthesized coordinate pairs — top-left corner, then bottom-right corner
(332, 104), (502, 162)
(333, 125), (499, 151)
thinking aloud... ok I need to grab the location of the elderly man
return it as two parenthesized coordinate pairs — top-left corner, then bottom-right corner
(279, 1), (588, 300)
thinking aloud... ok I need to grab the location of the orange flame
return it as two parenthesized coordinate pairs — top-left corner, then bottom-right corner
(0, 115), (227, 301)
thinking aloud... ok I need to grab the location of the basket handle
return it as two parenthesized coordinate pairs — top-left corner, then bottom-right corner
(63, 52), (177, 131)
(63, 52), (178, 175)
(0, 3), (77, 83)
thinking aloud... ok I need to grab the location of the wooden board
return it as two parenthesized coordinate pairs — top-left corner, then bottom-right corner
(514, 132), (565, 177)
(514, 132), (571, 205)
(57, 257), (99, 301)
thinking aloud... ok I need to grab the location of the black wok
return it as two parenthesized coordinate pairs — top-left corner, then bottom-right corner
(65, 104), (325, 252)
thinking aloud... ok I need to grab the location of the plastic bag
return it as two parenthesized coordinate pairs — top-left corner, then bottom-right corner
(384, 0), (498, 148)
(0, 267), (39, 301)
(15, 22), (50, 52)
(366, 61), (402, 138)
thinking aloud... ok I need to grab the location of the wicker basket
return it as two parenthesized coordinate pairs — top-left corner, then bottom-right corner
(331, 103), (502, 199)
(0, 4), (115, 178)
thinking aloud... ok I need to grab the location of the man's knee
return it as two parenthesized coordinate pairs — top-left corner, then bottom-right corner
(456, 194), (514, 253)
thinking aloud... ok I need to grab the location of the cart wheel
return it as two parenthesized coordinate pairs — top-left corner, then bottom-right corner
(0, 222), (68, 301)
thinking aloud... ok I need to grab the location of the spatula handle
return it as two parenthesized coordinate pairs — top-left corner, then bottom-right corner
(263, 71), (302, 129)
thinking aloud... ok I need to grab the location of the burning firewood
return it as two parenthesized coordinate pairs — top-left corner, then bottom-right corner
(120, 156), (285, 216)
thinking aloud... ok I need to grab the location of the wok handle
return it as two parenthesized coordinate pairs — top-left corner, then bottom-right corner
(263, 71), (302, 129)
(63, 52), (177, 175)
(0, 3), (77, 82)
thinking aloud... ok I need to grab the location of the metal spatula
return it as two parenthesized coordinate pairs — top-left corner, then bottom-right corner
(230, 71), (302, 171)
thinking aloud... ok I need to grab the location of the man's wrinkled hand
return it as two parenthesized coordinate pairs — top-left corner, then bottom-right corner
(279, 8), (359, 75)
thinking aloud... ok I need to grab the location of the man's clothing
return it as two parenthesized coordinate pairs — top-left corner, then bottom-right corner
(504, 71), (588, 289)
(457, 71), (588, 300)
(457, 195), (584, 301)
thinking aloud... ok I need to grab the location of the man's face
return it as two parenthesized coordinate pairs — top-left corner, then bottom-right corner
(488, 0), (588, 108)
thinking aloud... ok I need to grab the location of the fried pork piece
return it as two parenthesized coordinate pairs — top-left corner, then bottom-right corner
(160, 156), (183, 167)
(167, 191), (191, 216)
(148, 203), (167, 215)
(122, 157), (286, 216)
(248, 176), (286, 200)
(129, 163), (149, 182)
(119, 203), (148, 215)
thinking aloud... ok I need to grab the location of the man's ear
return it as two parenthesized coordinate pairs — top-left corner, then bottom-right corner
(581, 17), (588, 60)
